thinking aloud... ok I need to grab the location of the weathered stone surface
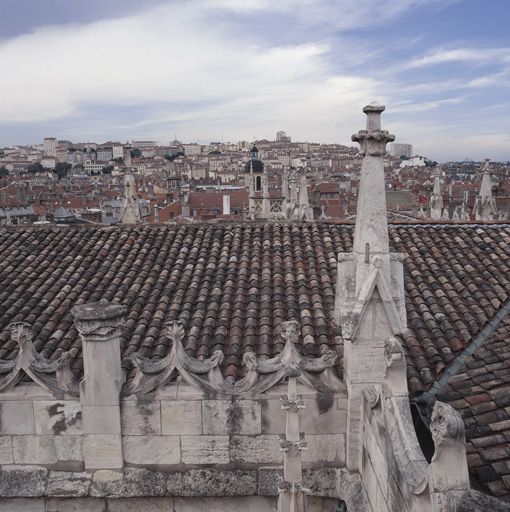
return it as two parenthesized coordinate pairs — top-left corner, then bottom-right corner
(262, 396), (347, 435)
(257, 467), (337, 497)
(121, 400), (161, 435)
(167, 469), (257, 496)
(82, 405), (121, 434)
(230, 435), (281, 464)
(202, 400), (261, 435)
(260, 399), (286, 434)
(302, 397), (347, 434)
(91, 468), (167, 497)
(12, 435), (82, 465)
(123, 435), (180, 465)
(33, 401), (82, 436)
(83, 434), (122, 470)
(0, 465), (47, 497)
(181, 435), (229, 464)
(47, 471), (91, 497)
(364, 418), (387, 499)
(173, 496), (275, 511)
(0, 435), (13, 464)
(303, 467), (338, 497)
(0, 401), (35, 434)
(108, 497), (174, 511)
(161, 400), (201, 435)
(46, 497), (106, 512)
(302, 434), (345, 464)
(335, 467), (372, 512)
(257, 467), (283, 496)
(307, 497), (345, 512)
(92, 470), (123, 482)
(0, 498), (45, 512)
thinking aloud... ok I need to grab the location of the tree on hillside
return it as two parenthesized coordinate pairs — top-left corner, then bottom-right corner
(27, 162), (44, 173)
(54, 162), (72, 180)
(164, 152), (184, 161)
(0, 167), (9, 177)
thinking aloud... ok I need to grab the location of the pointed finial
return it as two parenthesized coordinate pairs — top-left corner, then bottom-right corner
(352, 103), (395, 157)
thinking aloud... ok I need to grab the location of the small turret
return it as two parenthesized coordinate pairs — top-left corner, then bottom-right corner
(429, 169), (443, 220)
(473, 167), (497, 222)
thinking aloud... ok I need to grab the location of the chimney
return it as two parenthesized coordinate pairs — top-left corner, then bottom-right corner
(223, 194), (231, 215)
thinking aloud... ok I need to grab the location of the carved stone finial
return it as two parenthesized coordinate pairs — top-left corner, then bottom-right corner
(164, 320), (185, 342)
(473, 171), (497, 221)
(429, 401), (470, 494)
(281, 320), (300, 342)
(430, 401), (465, 448)
(72, 301), (127, 342)
(351, 103), (395, 157)
(429, 170), (443, 220)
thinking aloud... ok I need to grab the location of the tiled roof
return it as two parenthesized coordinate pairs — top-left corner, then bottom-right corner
(437, 315), (510, 501)
(385, 190), (416, 209)
(1, 223), (509, 389)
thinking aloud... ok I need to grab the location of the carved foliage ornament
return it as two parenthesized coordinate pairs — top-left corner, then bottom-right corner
(0, 322), (79, 398)
(351, 129), (395, 157)
(124, 319), (342, 397)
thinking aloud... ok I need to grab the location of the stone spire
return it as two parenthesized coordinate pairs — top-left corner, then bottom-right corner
(351, 103), (394, 258)
(335, 103), (406, 471)
(119, 171), (141, 224)
(473, 169), (497, 222)
(297, 171), (313, 221)
(429, 169), (443, 220)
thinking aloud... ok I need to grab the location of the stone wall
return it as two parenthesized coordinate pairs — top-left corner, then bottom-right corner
(0, 496), (340, 512)
(0, 383), (347, 500)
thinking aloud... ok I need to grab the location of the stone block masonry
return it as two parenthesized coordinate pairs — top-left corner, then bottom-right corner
(0, 389), (349, 484)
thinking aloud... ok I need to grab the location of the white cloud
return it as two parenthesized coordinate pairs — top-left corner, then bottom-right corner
(205, 0), (458, 30)
(0, 1), (383, 133)
(405, 47), (510, 68)
(390, 96), (466, 113)
(0, 0), (508, 161)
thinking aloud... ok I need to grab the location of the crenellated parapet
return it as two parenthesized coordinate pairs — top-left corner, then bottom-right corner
(126, 319), (342, 397)
(0, 303), (349, 501)
(0, 322), (79, 398)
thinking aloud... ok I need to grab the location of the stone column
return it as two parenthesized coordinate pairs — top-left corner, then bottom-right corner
(72, 299), (127, 471)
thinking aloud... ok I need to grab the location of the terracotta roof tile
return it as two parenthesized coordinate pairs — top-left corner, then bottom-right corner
(2, 222), (510, 496)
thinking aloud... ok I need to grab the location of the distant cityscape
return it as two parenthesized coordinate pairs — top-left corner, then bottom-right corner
(0, 131), (508, 226)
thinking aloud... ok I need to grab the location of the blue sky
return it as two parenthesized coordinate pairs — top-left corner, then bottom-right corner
(0, 0), (509, 161)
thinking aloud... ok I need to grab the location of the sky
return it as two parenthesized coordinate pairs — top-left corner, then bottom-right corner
(0, 0), (509, 162)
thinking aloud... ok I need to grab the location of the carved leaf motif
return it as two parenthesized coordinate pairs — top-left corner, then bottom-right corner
(164, 320), (185, 343)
